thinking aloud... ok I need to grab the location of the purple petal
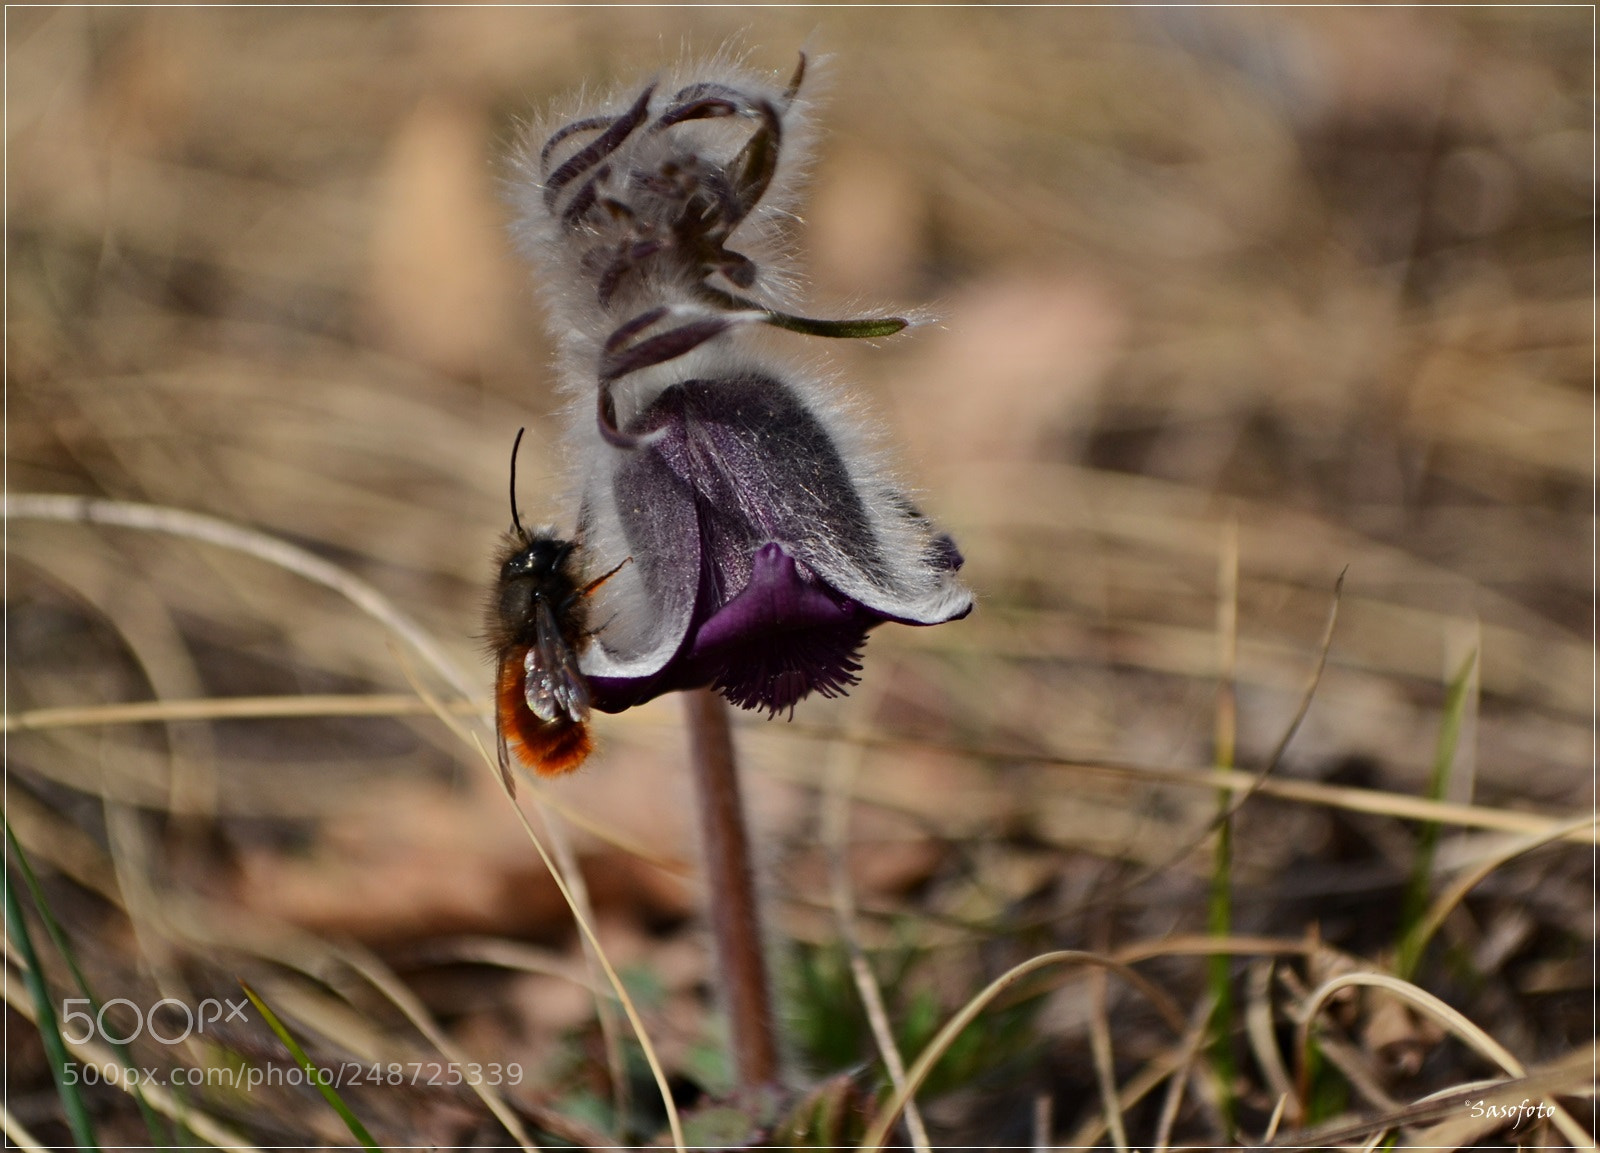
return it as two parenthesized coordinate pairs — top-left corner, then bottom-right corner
(693, 543), (860, 648)
(582, 373), (972, 714)
(693, 543), (869, 716)
(576, 446), (702, 702)
(622, 373), (889, 588)
(588, 543), (872, 716)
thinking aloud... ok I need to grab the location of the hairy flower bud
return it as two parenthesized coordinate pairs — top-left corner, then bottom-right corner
(510, 51), (818, 347)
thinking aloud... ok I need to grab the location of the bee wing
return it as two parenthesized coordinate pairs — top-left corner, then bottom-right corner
(536, 599), (591, 724)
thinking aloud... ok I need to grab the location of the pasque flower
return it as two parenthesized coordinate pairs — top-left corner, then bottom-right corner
(510, 52), (972, 716)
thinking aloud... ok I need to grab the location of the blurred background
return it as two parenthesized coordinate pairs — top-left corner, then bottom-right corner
(8, 7), (1591, 1148)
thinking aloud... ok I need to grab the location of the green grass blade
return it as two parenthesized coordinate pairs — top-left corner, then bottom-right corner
(1395, 649), (1477, 979)
(239, 981), (379, 1151)
(4, 819), (170, 1145)
(4, 842), (100, 1150)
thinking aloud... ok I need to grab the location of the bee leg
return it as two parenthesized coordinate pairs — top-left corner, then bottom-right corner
(580, 556), (634, 598)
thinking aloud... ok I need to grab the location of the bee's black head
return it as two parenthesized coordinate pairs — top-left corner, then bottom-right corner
(487, 529), (584, 653)
(489, 428), (588, 652)
(501, 532), (574, 585)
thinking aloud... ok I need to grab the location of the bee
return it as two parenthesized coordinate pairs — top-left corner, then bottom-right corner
(486, 429), (626, 787)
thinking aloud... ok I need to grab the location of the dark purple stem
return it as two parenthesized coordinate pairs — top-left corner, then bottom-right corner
(682, 688), (779, 1087)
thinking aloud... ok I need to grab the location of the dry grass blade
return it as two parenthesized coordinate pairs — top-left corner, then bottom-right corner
(1260, 1092), (1289, 1143)
(0, 1103), (50, 1153)
(1066, 1048), (1190, 1148)
(1205, 514), (1241, 1135)
(1088, 959), (1126, 1151)
(25, 532), (220, 818)
(821, 678), (931, 1153)
(3, 693), (463, 733)
(1192, 772), (1588, 844)
(1032, 1092), (1053, 1152)
(1312, 1030), (1403, 1114)
(1089, 961), (1131, 1153)
(1401, 814), (1592, 974)
(1355, 1128), (1389, 1152)
(12, 685), (693, 875)
(331, 944), (538, 1152)
(535, 794), (632, 1134)
(1096, 569), (1349, 908)
(1404, 1051), (1596, 1149)
(102, 796), (192, 1046)
(773, 733), (1593, 843)
(468, 734), (686, 1153)
(1294, 972), (1592, 1148)
(136, 886), (539, 1146)
(859, 950), (1189, 1151)
(1259, 568), (1347, 772)
(1114, 935), (1314, 965)
(1152, 993), (1217, 1153)
(392, 641), (637, 1145)
(7, 791), (122, 903)
(529, 795), (695, 879)
(1264, 1045), (1595, 1149)
(396, 936), (600, 992)
(1244, 961), (1296, 1118)
(10, 494), (479, 702)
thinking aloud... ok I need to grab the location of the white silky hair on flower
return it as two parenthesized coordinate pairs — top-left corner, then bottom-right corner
(505, 45), (972, 707)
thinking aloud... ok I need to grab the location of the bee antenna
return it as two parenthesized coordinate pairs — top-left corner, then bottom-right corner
(508, 427), (528, 535)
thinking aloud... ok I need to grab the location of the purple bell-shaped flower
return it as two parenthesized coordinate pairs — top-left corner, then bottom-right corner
(510, 54), (972, 717)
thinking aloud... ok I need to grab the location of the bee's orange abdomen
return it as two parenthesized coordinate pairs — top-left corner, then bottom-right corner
(496, 650), (593, 777)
